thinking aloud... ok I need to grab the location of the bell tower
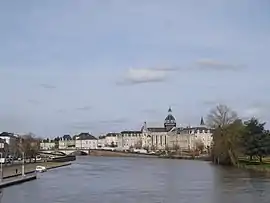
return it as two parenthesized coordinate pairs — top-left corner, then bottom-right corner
(164, 107), (176, 131)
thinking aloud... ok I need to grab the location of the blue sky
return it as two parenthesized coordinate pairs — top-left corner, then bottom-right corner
(0, 0), (269, 137)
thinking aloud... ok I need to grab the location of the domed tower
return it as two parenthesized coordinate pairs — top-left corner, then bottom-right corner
(164, 107), (176, 131)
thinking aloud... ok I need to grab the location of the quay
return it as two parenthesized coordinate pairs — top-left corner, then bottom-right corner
(0, 161), (71, 189)
(0, 174), (37, 189)
(3, 162), (72, 179)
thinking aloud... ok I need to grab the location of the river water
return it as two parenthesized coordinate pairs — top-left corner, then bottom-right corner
(1, 156), (270, 203)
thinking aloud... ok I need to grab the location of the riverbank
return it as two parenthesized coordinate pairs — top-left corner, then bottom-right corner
(90, 150), (160, 158)
(2, 162), (71, 179)
(89, 150), (211, 161)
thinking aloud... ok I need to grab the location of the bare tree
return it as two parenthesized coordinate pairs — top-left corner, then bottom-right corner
(195, 139), (205, 154)
(150, 145), (156, 151)
(206, 104), (238, 128)
(172, 144), (180, 151)
(134, 140), (143, 149)
(207, 104), (242, 165)
(18, 133), (41, 163)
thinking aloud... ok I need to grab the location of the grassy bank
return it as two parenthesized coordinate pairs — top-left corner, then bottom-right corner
(2, 162), (71, 179)
(237, 158), (270, 173)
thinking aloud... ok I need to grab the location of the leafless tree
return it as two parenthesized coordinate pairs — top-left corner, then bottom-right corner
(195, 139), (205, 154)
(206, 104), (238, 128)
(207, 104), (242, 165)
(134, 140), (143, 149)
(18, 133), (41, 162)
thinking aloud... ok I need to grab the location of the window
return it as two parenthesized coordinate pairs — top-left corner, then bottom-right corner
(164, 136), (167, 145)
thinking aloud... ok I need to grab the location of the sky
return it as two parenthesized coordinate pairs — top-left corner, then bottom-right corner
(0, 0), (269, 138)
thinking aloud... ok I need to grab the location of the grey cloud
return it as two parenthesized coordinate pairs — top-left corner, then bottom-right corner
(117, 67), (179, 86)
(68, 121), (96, 130)
(76, 106), (92, 111)
(39, 83), (57, 89)
(195, 59), (244, 71)
(56, 109), (66, 114)
(28, 99), (40, 105)
(98, 118), (128, 124)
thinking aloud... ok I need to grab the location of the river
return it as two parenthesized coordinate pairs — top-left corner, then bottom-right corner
(1, 156), (270, 203)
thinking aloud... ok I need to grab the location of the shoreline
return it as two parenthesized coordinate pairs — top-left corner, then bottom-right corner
(89, 150), (211, 161)
(3, 162), (72, 179)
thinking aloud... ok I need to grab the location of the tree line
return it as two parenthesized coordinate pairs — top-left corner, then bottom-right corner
(207, 104), (270, 165)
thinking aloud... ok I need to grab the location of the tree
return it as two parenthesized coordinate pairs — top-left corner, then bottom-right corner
(207, 104), (243, 165)
(134, 140), (142, 149)
(18, 133), (40, 163)
(150, 145), (156, 151)
(195, 139), (205, 154)
(172, 144), (180, 151)
(241, 118), (270, 162)
(207, 104), (238, 128)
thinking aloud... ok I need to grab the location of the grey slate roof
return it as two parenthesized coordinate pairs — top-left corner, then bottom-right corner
(77, 133), (97, 140)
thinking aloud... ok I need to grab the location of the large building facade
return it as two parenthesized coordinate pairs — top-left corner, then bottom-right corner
(117, 107), (213, 151)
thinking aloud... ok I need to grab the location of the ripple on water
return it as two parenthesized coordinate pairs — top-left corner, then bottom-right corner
(2, 157), (270, 203)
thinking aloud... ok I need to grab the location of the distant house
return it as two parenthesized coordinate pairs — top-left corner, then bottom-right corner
(75, 133), (97, 149)
(0, 132), (18, 155)
(59, 135), (75, 149)
(0, 138), (9, 157)
(104, 133), (119, 147)
(40, 139), (56, 150)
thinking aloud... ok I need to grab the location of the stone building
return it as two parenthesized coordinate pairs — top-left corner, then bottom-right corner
(103, 107), (213, 151)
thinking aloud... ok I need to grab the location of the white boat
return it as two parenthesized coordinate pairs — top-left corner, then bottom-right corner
(35, 165), (47, 173)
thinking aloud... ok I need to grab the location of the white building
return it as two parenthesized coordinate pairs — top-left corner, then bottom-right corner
(40, 141), (56, 150)
(117, 107), (213, 151)
(75, 133), (97, 149)
(0, 132), (18, 155)
(118, 130), (142, 150)
(59, 135), (75, 149)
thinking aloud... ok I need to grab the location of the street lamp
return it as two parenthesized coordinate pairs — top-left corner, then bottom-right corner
(0, 152), (2, 182)
(22, 152), (25, 177)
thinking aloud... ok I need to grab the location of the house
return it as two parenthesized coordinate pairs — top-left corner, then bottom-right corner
(97, 135), (106, 148)
(40, 139), (56, 150)
(59, 135), (75, 149)
(0, 132), (18, 156)
(104, 133), (119, 147)
(0, 138), (9, 157)
(75, 133), (97, 149)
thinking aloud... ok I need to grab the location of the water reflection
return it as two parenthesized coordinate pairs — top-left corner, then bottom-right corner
(2, 157), (270, 203)
(0, 189), (3, 203)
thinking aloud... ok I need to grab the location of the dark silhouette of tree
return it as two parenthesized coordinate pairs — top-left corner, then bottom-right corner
(241, 118), (270, 163)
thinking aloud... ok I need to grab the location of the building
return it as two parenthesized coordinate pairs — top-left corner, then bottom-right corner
(40, 140), (56, 150)
(59, 135), (75, 149)
(0, 132), (18, 156)
(118, 130), (142, 150)
(0, 138), (9, 157)
(97, 135), (106, 148)
(75, 133), (97, 149)
(117, 107), (213, 151)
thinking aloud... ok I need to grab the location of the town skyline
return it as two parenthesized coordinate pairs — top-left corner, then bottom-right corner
(0, 0), (269, 137)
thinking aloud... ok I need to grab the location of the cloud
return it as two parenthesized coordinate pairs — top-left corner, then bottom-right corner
(117, 67), (178, 85)
(68, 121), (96, 130)
(98, 118), (128, 124)
(76, 106), (92, 111)
(195, 59), (244, 71)
(56, 109), (66, 114)
(39, 84), (56, 89)
(241, 107), (263, 119)
(28, 99), (40, 105)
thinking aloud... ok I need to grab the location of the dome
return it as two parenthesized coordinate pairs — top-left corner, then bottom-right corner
(164, 107), (176, 129)
(165, 114), (176, 123)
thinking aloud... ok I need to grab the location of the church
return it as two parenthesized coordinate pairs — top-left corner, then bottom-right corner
(118, 107), (213, 151)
